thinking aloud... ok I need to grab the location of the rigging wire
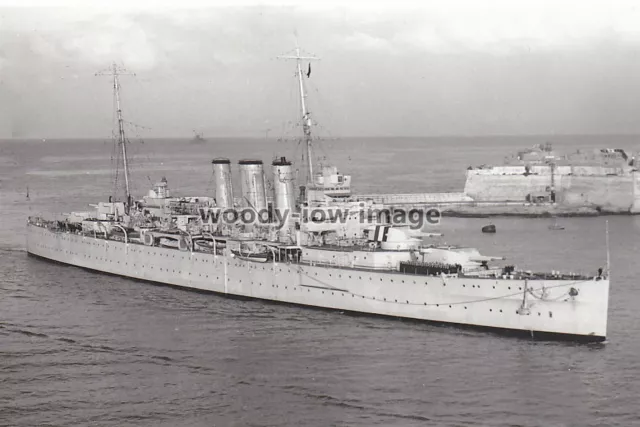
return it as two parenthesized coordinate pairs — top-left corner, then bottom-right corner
(306, 81), (343, 168)
(110, 86), (121, 201)
(118, 77), (146, 198)
(118, 73), (165, 199)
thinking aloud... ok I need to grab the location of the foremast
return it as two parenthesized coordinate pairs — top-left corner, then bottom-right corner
(96, 62), (136, 211)
(277, 41), (319, 185)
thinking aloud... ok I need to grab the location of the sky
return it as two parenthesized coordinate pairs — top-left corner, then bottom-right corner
(2, 0), (640, 138)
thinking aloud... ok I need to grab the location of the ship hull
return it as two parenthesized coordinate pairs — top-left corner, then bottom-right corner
(26, 225), (609, 342)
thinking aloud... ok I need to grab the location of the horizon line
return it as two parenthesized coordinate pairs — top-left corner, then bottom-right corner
(4, 131), (640, 141)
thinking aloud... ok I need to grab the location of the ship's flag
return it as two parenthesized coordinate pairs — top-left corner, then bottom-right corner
(307, 63), (311, 78)
(372, 225), (390, 242)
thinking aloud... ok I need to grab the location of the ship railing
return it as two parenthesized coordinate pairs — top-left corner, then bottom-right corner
(516, 271), (594, 281)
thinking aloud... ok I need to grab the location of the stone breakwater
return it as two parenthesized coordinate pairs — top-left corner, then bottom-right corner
(464, 169), (640, 214)
(438, 204), (601, 218)
(354, 169), (640, 217)
(351, 193), (613, 217)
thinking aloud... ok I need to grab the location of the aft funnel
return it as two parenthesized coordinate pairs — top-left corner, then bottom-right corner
(272, 157), (295, 215)
(212, 158), (234, 209)
(272, 157), (296, 240)
(238, 159), (267, 211)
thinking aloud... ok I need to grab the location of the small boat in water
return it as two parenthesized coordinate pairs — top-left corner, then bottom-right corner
(549, 217), (565, 230)
(482, 224), (496, 233)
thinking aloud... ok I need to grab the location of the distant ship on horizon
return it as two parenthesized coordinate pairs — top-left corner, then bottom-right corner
(191, 130), (206, 144)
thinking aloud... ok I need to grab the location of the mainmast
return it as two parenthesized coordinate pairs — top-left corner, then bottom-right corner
(95, 62), (136, 210)
(277, 40), (319, 184)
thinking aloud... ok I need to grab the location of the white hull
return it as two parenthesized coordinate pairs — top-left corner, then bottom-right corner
(27, 224), (609, 341)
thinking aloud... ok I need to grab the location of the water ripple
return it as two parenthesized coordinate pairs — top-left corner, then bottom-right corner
(1, 137), (639, 427)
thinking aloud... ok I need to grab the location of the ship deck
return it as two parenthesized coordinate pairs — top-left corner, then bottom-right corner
(27, 220), (598, 282)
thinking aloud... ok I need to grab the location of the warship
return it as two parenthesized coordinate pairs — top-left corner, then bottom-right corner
(27, 52), (611, 342)
(191, 130), (206, 144)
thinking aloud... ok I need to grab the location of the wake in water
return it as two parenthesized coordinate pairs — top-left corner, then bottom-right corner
(0, 247), (27, 254)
